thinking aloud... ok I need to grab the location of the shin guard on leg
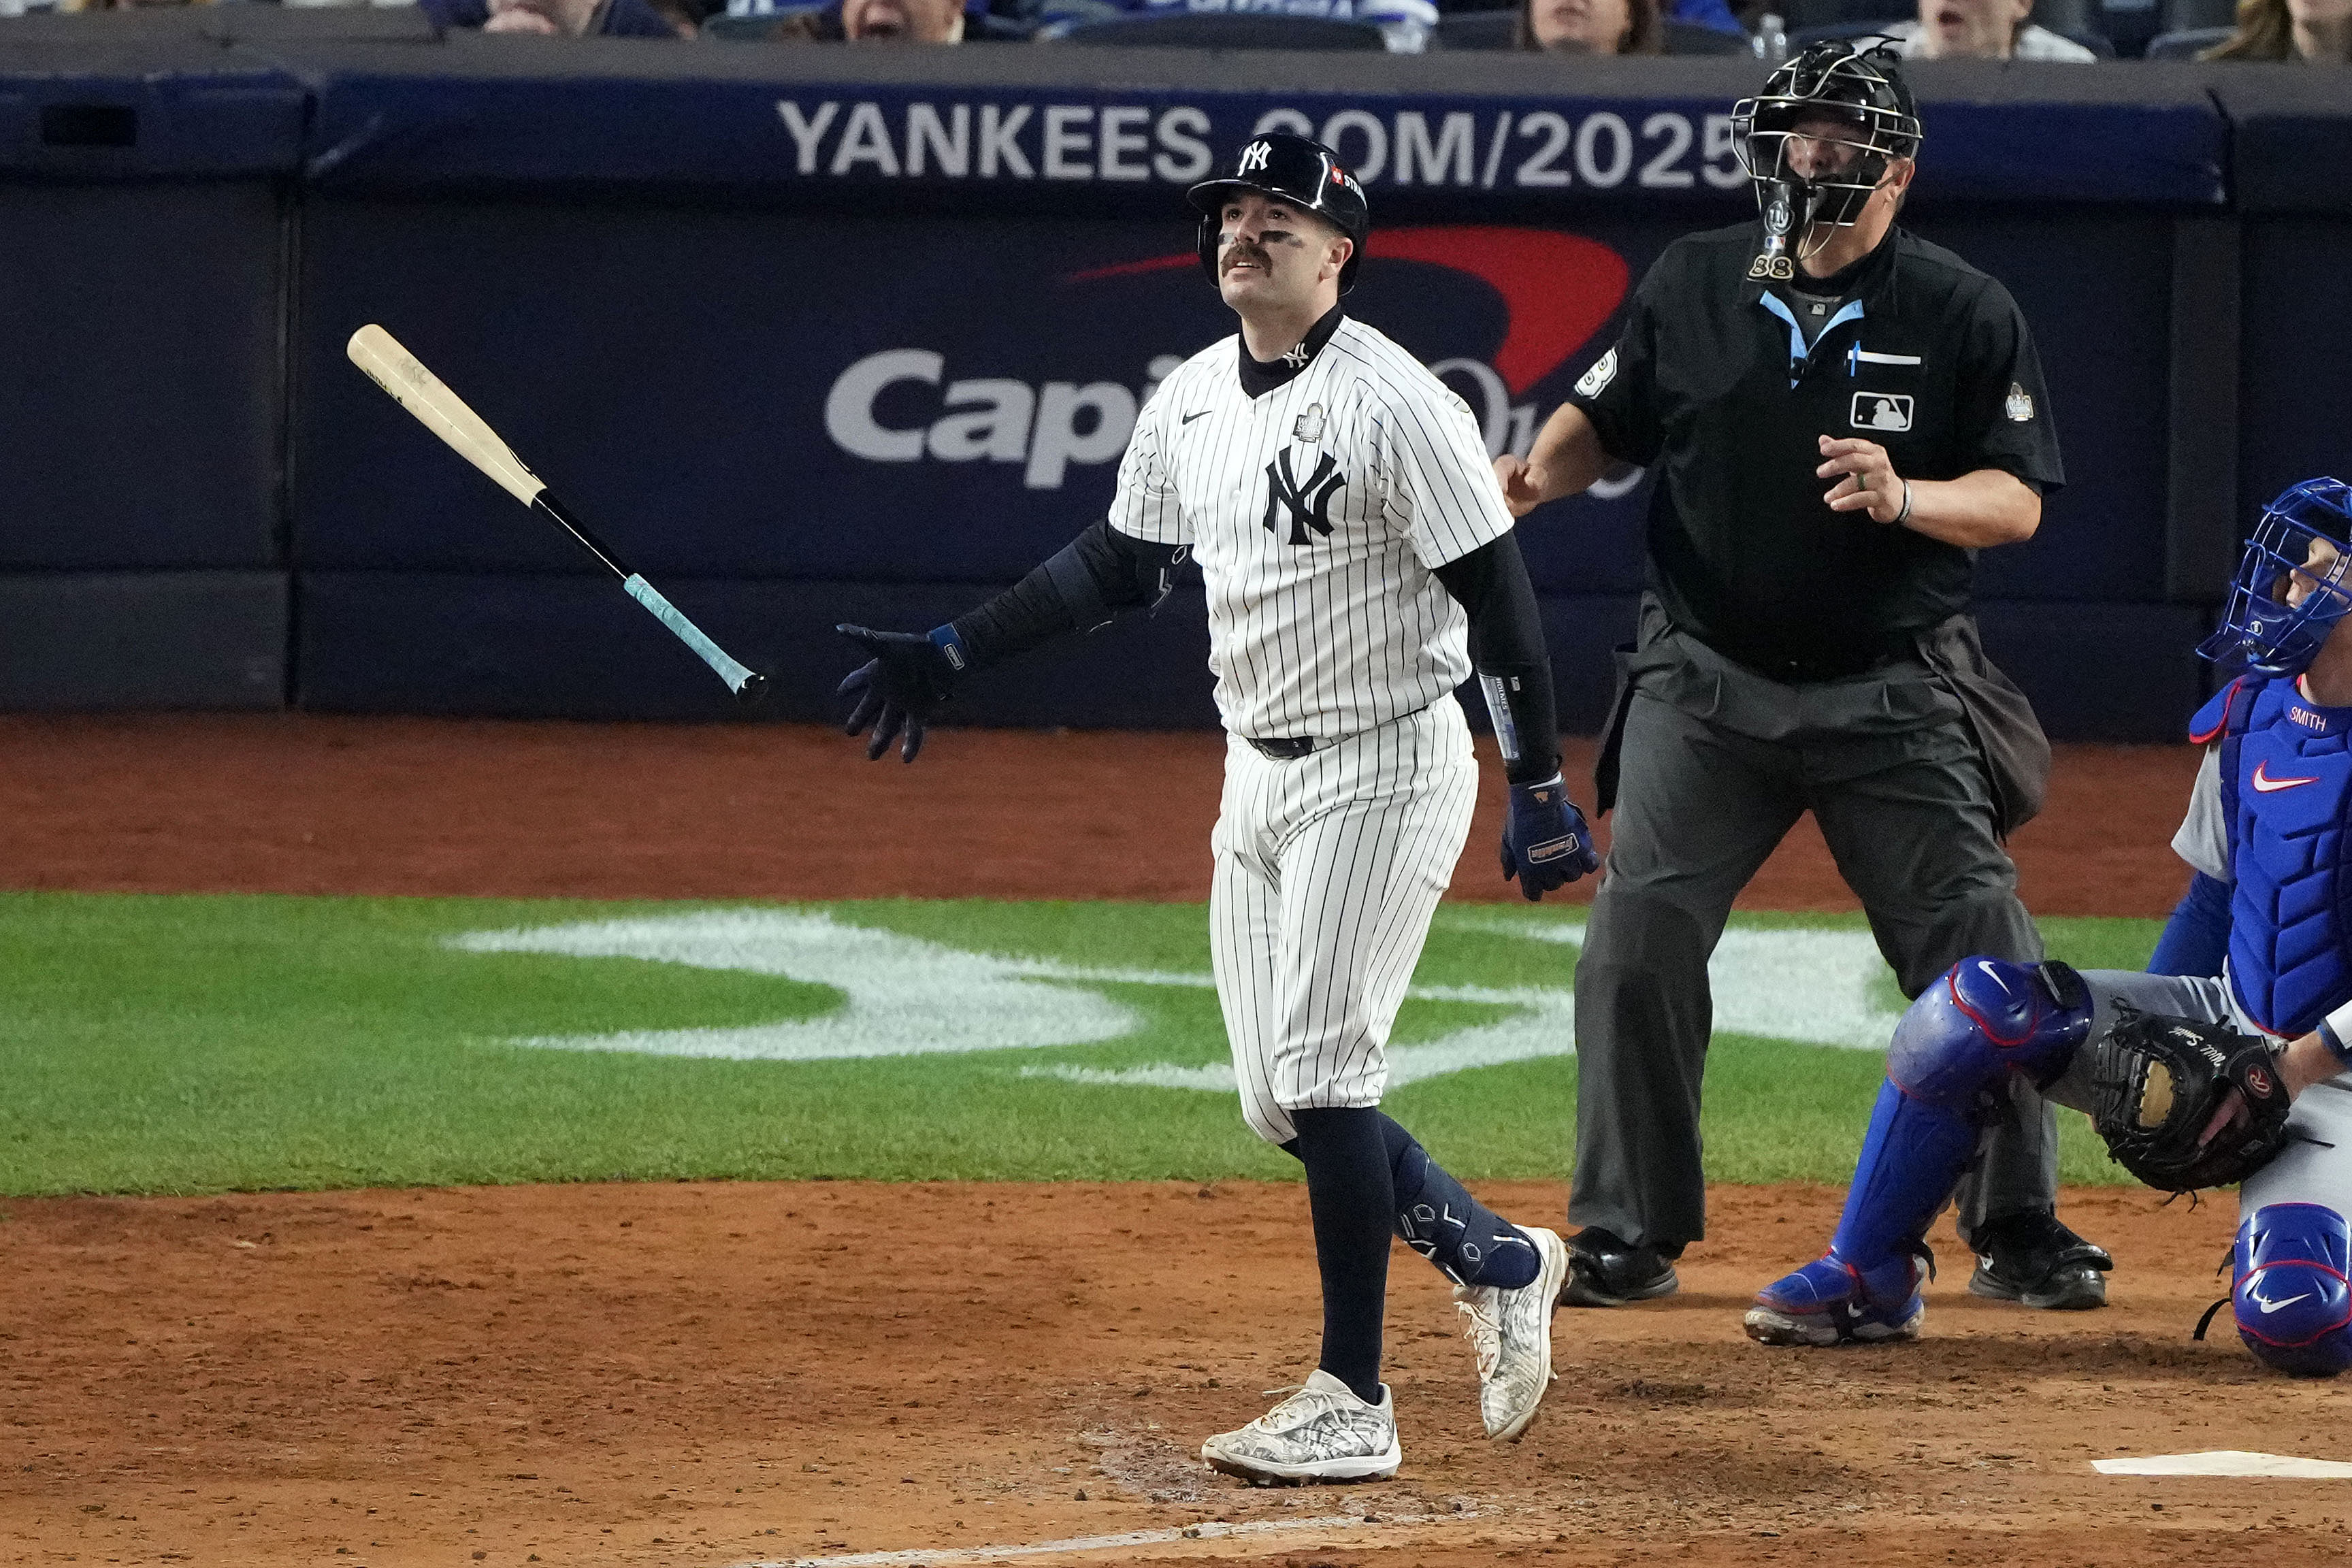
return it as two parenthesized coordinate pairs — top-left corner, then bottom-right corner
(1748, 958), (2092, 1347)
(1380, 1113), (1539, 1290)
(2228, 1203), (2352, 1377)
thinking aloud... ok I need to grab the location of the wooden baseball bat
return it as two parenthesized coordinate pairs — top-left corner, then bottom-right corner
(345, 323), (768, 704)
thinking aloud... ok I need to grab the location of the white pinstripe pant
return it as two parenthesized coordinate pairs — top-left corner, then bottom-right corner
(1210, 696), (1479, 1145)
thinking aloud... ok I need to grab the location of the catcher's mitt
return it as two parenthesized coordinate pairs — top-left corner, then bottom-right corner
(2089, 1008), (2296, 1194)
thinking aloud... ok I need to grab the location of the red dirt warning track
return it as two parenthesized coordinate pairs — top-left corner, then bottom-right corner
(0, 715), (2315, 1568)
(0, 714), (2197, 913)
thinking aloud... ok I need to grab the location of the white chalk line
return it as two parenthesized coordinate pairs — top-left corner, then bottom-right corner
(742, 1510), (1435, 1567)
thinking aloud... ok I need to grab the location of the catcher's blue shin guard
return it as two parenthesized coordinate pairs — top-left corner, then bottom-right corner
(1748, 959), (2092, 1343)
(1833, 959), (2093, 1269)
(2231, 1203), (2352, 1377)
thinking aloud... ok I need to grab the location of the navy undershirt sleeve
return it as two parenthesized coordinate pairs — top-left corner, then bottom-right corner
(948, 520), (1184, 672)
(1433, 532), (1561, 786)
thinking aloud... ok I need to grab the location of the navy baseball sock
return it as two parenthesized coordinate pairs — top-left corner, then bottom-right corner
(1280, 1118), (1540, 1292)
(1287, 1106), (1392, 1407)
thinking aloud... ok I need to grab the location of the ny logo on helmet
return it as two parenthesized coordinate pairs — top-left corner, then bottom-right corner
(1238, 141), (1273, 175)
(1263, 448), (1346, 546)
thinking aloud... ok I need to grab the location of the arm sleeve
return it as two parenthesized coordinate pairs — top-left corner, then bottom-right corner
(1107, 389), (1189, 548)
(1563, 255), (1668, 469)
(1433, 531), (1561, 786)
(1377, 383), (1517, 570)
(946, 519), (1185, 672)
(2171, 745), (2230, 883)
(2146, 871), (2232, 982)
(1951, 277), (2065, 491)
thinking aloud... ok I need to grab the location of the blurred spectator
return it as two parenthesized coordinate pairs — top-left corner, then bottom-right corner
(1882, 0), (2097, 56)
(1517, 0), (1660, 51)
(842, 0), (964, 37)
(1666, 0), (1742, 35)
(1126, 0), (1438, 46)
(2203, 0), (2352, 56)
(421, 0), (691, 35)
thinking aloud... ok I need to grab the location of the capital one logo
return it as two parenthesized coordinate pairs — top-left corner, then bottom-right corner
(818, 227), (1632, 492)
(1263, 448), (1345, 544)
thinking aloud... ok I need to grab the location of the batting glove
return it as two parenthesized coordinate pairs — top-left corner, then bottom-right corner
(1500, 773), (1599, 902)
(836, 623), (958, 763)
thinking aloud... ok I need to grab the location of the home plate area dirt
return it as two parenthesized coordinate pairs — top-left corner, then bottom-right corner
(8, 1181), (2352, 1568)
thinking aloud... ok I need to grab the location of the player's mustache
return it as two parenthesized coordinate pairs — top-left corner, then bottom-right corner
(1223, 242), (1273, 274)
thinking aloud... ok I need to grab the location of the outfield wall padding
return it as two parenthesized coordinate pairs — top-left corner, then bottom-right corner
(0, 29), (2335, 738)
(0, 571), (286, 710)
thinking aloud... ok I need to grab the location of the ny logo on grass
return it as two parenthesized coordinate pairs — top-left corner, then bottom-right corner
(1262, 448), (1345, 546)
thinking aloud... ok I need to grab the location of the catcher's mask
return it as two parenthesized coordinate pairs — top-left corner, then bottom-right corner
(1731, 39), (1921, 278)
(1187, 133), (1370, 297)
(2200, 477), (2352, 679)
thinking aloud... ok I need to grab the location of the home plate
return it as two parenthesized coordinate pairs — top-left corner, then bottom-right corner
(2094, 1451), (2352, 1478)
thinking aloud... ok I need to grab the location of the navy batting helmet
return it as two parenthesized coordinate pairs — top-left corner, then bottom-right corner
(1186, 133), (1371, 296)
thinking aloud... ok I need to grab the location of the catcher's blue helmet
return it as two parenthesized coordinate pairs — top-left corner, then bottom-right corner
(2200, 477), (2352, 678)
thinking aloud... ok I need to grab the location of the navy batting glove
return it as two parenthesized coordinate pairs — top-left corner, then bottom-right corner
(836, 623), (958, 764)
(1500, 772), (1599, 902)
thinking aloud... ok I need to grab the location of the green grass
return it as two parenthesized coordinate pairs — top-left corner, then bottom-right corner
(0, 891), (2161, 1196)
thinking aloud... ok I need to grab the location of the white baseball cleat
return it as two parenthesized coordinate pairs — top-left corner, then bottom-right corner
(1454, 1224), (1568, 1441)
(1198, 1369), (1403, 1484)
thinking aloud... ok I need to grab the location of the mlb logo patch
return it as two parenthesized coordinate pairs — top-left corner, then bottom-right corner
(1852, 392), (1912, 433)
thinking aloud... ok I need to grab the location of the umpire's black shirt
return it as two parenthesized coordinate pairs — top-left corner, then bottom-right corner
(1569, 220), (2062, 683)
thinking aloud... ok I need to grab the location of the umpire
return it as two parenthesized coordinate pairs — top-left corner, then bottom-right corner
(1496, 39), (2110, 1313)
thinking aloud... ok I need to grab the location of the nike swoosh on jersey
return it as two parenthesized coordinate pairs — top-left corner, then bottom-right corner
(2255, 1291), (2315, 1314)
(1181, 410), (1211, 425)
(2253, 762), (2322, 793)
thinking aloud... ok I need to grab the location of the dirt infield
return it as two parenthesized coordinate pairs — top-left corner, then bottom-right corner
(0, 714), (2198, 913)
(10, 1181), (2348, 1568)
(5, 714), (2323, 1568)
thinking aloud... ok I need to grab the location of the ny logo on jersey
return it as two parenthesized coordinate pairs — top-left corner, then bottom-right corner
(1262, 447), (1347, 546)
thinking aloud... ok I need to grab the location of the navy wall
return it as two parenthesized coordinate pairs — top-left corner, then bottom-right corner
(0, 32), (2333, 739)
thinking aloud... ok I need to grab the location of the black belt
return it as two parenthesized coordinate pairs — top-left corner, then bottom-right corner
(1245, 735), (1319, 761)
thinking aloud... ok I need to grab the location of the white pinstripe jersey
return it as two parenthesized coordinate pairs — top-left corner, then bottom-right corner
(1109, 316), (1516, 741)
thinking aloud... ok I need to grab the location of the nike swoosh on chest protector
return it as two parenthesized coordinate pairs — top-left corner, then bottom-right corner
(2253, 762), (2322, 793)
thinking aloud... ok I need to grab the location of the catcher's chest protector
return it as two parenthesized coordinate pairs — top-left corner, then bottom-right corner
(2207, 676), (2352, 1035)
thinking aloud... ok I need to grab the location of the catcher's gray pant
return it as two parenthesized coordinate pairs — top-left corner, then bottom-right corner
(2042, 970), (2352, 1218)
(1211, 698), (1477, 1145)
(1572, 679), (2051, 1254)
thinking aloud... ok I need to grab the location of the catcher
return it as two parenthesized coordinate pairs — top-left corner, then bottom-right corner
(1745, 475), (2352, 1376)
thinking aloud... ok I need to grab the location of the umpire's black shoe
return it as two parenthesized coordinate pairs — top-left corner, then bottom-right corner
(1967, 1209), (2113, 1311)
(1560, 1227), (1680, 1308)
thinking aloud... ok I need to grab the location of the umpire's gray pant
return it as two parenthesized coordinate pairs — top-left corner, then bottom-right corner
(1569, 643), (2053, 1254)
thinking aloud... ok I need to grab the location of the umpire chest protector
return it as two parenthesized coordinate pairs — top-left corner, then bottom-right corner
(2198, 674), (2352, 1036)
(1569, 222), (2061, 682)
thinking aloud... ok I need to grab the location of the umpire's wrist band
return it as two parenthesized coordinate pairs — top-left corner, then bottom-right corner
(1893, 480), (1914, 527)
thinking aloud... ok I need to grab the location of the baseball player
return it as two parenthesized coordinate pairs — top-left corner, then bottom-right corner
(833, 133), (1600, 1481)
(1744, 476), (2352, 1376)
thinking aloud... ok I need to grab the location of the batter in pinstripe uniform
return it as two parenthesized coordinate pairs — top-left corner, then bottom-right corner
(835, 133), (1599, 1484)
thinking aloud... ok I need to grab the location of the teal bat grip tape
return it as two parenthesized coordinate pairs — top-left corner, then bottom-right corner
(623, 574), (756, 694)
